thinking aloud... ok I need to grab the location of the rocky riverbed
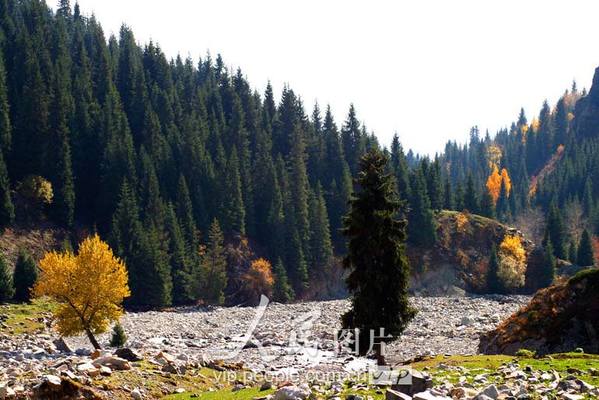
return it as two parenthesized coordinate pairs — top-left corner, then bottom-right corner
(68, 295), (530, 374)
(3, 295), (599, 399)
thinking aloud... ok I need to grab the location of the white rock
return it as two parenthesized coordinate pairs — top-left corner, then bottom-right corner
(273, 385), (311, 400)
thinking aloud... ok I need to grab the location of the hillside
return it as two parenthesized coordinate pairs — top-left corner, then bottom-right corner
(408, 210), (534, 295)
(0, 224), (67, 267)
(479, 268), (599, 355)
(0, 0), (597, 311)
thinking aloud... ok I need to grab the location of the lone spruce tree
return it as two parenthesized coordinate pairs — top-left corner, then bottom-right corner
(341, 149), (415, 363)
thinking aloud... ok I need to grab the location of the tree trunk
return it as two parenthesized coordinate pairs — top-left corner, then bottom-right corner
(374, 343), (386, 366)
(85, 329), (101, 350)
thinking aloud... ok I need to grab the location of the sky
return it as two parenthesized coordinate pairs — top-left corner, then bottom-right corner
(72, 0), (599, 155)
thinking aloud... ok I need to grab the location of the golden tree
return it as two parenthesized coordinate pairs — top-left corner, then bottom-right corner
(34, 234), (130, 349)
(486, 165), (502, 203)
(240, 258), (274, 304)
(497, 234), (527, 290)
(500, 168), (511, 197)
(486, 165), (512, 204)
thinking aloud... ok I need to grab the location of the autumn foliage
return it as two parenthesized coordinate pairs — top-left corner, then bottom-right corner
(239, 258), (274, 304)
(34, 234), (130, 349)
(497, 234), (527, 290)
(486, 165), (512, 204)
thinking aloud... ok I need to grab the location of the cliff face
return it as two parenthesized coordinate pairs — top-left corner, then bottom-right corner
(407, 211), (535, 295)
(479, 268), (599, 355)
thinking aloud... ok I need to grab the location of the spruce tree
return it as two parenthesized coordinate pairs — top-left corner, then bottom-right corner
(222, 147), (245, 236)
(48, 18), (75, 227)
(12, 248), (37, 302)
(544, 203), (567, 259)
(443, 176), (454, 210)
(408, 170), (437, 247)
(272, 258), (294, 303)
(463, 175), (479, 214)
(0, 53), (11, 155)
(577, 229), (595, 267)
(341, 149), (415, 361)
(165, 203), (194, 305)
(480, 188), (496, 219)
(390, 134), (410, 200)
(199, 219), (227, 305)
(486, 245), (502, 294)
(110, 323), (127, 347)
(496, 180), (509, 221)
(568, 241), (577, 264)
(0, 151), (14, 229)
(539, 239), (556, 288)
(175, 175), (199, 254)
(0, 254), (13, 301)
(308, 183), (333, 285)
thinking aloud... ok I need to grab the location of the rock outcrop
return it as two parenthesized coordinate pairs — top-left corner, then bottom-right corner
(407, 211), (534, 295)
(479, 268), (599, 355)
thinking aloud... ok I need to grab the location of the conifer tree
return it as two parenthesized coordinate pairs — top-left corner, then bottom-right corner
(577, 229), (595, 267)
(390, 134), (410, 200)
(544, 203), (567, 259)
(443, 176), (454, 210)
(341, 149), (415, 361)
(341, 104), (365, 175)
(496, 180), (509, 221)
(455, 181), (465, 211)
(308, 183), (333, 284)
(165, 203), (193, 305)
(568, 241), (577, 264)
(480, 188), (496, 219)
(0, 253), (13, 301)
(408, 170), (437, 247)
(0, 53), (11, 155)
(176, 175), (199, 254)
(289, 126), (310, 254)
(199, 219), (227, 305)
(13, 248), (37, 302)
(0, 151), (14, 229)
(486, 245), (502, 293)
(463, 175), (479, 214)
(272, 258), (294, 303)
(48, 17), (75, 227)
(539, 239), (556, 288)
(222, 147), (245, 236)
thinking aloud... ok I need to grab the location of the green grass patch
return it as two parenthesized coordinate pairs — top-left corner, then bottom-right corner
(165, 386), (274, 400)
(0, 298), (55, 335)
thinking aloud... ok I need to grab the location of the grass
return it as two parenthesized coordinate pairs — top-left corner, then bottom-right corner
(0, 298), (55, 335)
(165, 386), (275, 400)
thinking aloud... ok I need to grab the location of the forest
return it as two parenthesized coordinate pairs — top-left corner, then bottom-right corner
(0, 0), (597, 308)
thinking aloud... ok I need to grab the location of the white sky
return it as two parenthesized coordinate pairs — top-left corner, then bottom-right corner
(73, 0), (599, 155)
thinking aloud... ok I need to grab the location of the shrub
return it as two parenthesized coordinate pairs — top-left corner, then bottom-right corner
(515, 348), (536, 358)
(110, 323), (127, 347)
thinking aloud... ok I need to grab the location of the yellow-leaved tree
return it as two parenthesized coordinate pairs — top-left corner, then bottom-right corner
(34, 234), (130, 349)
(486, 165), (512, 204)
(497, 234), (527, 290)
(486, 164), (502, 203)
(240, 258), (274, 305)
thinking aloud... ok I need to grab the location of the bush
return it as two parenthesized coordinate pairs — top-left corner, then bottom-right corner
(110, 323), (127, 347)
(515, 348), (536, 358)
(0, 254), (14, 302)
